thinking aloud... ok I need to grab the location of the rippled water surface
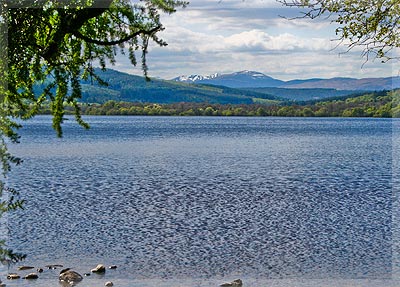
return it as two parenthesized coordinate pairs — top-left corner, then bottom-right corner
(2, 116), (399, 287)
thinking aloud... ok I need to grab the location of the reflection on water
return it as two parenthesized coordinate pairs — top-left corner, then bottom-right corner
(3, 116), (396, 286)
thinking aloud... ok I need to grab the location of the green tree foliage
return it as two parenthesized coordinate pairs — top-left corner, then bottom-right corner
(49, 90), (398, 117)
(0, 0), (186, 263)
(3, 0), (187, 135)
(279, 0), (400, 61)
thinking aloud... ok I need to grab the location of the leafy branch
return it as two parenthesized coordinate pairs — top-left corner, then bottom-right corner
(278, 0), (400, 62)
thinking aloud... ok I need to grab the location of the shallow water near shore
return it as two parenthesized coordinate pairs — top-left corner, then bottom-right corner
(3, 276), (400, 287)
(2, 116), (400, 286)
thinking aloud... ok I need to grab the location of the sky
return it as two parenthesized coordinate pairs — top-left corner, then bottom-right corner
(112, 0), (398, 81)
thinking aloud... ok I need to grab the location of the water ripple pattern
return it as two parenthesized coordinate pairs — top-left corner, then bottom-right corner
(6, 116), (394, 283)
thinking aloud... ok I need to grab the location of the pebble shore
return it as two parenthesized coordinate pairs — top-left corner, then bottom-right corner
(2, 264), (243, 287)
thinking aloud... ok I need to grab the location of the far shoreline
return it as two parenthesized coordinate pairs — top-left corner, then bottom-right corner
(35, 89), (398, 118)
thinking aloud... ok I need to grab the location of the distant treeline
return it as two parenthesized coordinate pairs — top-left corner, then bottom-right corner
(42, 90), (399, 118)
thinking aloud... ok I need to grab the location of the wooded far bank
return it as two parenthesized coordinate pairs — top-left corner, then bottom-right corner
(38, 90), (399, 118)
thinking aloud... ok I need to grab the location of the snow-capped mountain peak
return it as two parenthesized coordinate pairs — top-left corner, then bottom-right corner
(234, 70), (271, 78)
(174, 75), (203, 82)
(174, 73), (220, 83)
(173, 70), (285, 88)
(208, 73), (220, 79)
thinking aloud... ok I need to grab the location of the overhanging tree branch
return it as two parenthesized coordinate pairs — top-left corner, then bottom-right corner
(278, 0), (400, 61)
(72, 25), (163, 46)
(42, 8), (110, 61)
(6, 0), (187, 136)
(1, 0), (187, 265)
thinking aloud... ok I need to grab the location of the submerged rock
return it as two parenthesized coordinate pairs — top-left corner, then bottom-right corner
(105, 281), (114, 287)
(220, 279), (243, 287)
(59, 268), (71, 275)
(59, 268), (83, 284)
(45, 264), (63, 270)
(6, 274), (20, 280)
(109, 265), (118, 269)
(0, 282), (5, 287)
(17, 266), (34, 271)
(23, 273), (38, 280)
(37, 268), (44, 273)
(91, 264), (106, 273)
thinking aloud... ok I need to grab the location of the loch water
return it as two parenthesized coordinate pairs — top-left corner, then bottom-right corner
(2, 116), (399, 287)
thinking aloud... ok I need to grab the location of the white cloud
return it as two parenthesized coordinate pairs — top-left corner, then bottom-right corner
(112, 0), (397, 80)
(157, 27), (334, 54)
(224, 30), (333, 52)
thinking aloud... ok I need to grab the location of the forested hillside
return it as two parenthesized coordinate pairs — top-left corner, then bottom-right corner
(79, 69), (280, 104)
(76, 69), (362, 103)
(243, 87), (361, 101)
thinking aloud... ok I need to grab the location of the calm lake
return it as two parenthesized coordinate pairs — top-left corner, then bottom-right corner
(2, 116), (400, 287)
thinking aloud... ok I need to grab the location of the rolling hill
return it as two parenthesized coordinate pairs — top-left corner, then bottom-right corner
(240, 87), (362, 102)
(282, 76), (399, 91)
(79, 69), (280, 104)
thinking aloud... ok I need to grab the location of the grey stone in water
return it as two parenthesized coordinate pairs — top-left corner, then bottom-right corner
(109, 265), (118, 269)
(59, 268), (83, 284)
(45, 264), (63, 270)
(105, 281), (114, 287)
(91, 264), (106, 273)
(0, 283), (6, 287)
(60, 268), (71, 275)
(17, 266), (34, 271)
(6, 274), (20, 280)
(23, 273), (38, 280)
(37, 268), (44, 273)
(220, 279), (243, 287)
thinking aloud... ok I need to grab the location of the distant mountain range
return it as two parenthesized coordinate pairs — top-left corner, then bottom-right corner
(173, 70), (400, 91)
(34, 68), (397, 105)
(77, 68), (279, 105)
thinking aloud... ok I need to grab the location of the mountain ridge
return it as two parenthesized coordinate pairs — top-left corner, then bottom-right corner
(173, 70), (400, 91)
(77, 68), (281, 105)
(34, 68), (394, 105)
(173, 70), (285, 88)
